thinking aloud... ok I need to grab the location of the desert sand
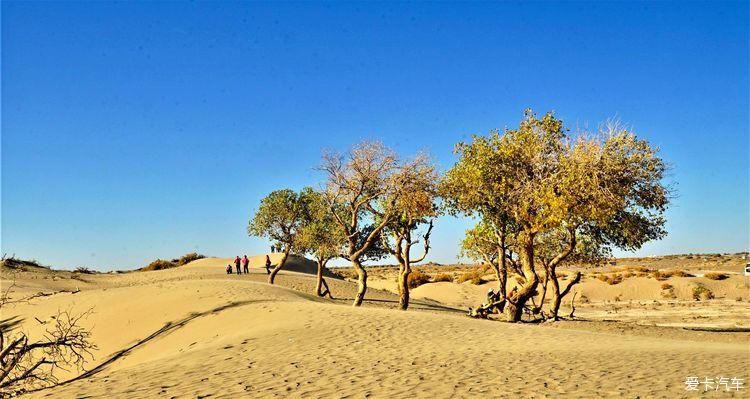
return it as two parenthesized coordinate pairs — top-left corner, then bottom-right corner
(1, 255), (748, 398)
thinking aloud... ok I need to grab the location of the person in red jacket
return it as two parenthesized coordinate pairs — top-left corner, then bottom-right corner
(242, 255), (249, 274)
(234, 256), (242, 275)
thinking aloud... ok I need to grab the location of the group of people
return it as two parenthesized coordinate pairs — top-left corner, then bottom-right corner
(226, 254), (273, 275)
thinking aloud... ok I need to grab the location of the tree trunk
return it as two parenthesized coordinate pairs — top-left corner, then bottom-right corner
(549, 269), (561, 319)
(552, 271), (582, 320)
(505, 233), (538, 322)
(268, 247), (290, 284)
(398, 265), (411, 311)
(315, 259), (325, 296)
(352, 259), (367, 307)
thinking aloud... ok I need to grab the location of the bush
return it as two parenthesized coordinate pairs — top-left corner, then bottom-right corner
(141, 259), (177, 271)
(597, 273), (623, 285)
(692, 285), (715, 301)
(176, 252), (205, 266)
(456, 270), (485, 285)
(660, 283), (676, 299)
(704, 272), (729, 281)
(432, 273), (453, 283)
(407, 270), (431, 289)
(669, 269), (694, 278)
(651, 270), (669, 281)
(73, 266), (95, 274)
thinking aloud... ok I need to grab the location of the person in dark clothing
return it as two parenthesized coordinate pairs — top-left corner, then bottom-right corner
(234, 256), (242, 275)
(226, 264), (232, 274)
(242, 255), (249, 274)
(265, 254), (272, 275)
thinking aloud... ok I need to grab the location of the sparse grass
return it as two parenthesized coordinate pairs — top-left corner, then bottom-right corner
(692, 284), (715, 301)
(704, 272), (729, 281)
(668, 269), (694, 278)
(432, 273), (453, 283)
(597, 273), (623, 285)
(407, 269), (431, 289)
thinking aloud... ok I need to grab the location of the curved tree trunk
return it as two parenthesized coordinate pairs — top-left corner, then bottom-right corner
(352, 259), (367, 307)
(505, 233), (538, 322)
(268, 247), (290, 284)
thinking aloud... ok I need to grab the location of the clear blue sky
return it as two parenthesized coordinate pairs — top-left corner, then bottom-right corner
(2, 2), (748, 271)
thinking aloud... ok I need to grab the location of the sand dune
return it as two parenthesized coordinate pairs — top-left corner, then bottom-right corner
(1, 257), (748, 398)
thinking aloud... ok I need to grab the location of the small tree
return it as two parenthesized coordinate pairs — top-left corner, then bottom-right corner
(380, 154), (439, 310)
(320, 141), (405, 306)
(248, 188), (310, 284)
(296, 189), (346, 298)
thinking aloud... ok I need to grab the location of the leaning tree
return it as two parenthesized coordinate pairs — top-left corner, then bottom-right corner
(442, 110), (669, 322)
(248, 188), (311, 284)
(295, 188), (347, 298)
(379, 154), (439, 310)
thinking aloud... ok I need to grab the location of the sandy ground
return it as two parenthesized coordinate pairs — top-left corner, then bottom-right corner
(1, 256), (748, 398)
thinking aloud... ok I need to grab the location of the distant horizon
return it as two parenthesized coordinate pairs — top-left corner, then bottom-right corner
(3, 2), (748, 271)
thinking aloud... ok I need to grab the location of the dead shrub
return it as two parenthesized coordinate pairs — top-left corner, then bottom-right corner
(660, 283), (673, 290)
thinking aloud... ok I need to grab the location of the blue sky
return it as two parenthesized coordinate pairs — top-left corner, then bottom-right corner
(2, 2), (748, 271)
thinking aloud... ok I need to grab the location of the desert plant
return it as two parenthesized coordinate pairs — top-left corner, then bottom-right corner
(432, 273), (453, 283)
(141, 259), (177, 271)
(598, 273), (623, 285)
(176, 252), (205, 266)
(704, 272), (729, 281)
(73, 266), (95, 274)
(456, 270), (485, 285)
(668, 269), (694, 277)
(660, 283), (673, 290)
(407, 270), (431, 289)
(692, 285), (715, 301)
